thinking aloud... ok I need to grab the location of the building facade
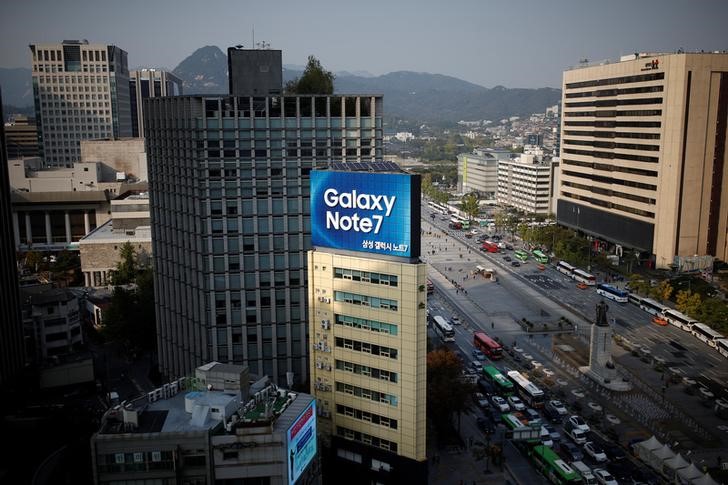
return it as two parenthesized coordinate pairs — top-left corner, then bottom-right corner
(129, 69), (183, 138)
(307, 169), (427, 484)
(558, 52), (728, 268)
(146, 94), (384, 384)
(20, 285), (83, 362)
(497, 154), (555, 215)
(30, 40), (132, 167)
(227, 48), (283, 96)
(0, 89), (25, 384)
(457, 148), (516, 198)
(4, 115), (39, 158)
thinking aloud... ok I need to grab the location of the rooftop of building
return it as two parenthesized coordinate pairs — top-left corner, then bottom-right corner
(11, 190), (110, 204)
(79, 220), (151, 244)
(566, 50), (728, 71)
(20, 285), (77, 306)
(323, 160), (405, 174)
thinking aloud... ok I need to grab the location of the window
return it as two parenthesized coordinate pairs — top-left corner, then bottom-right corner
(334, 267), (397, 287)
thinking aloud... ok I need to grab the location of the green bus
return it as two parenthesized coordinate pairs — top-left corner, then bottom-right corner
(531, 445), (582, 484)
(501, 413), (525, 430)
(461, 219), (471, 230)
(483, 365), (515, 396)
(532, 249), (549, 264)
(514, 249), (529, 262)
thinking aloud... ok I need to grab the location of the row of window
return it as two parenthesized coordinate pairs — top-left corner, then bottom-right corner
(564, 72), (664, 89)
(563, 138), (659, 152)
(561, 158), (658, 178)
(337, 404), (398, 429)
(335, 337), (398, 360)
(564, 84), (664, 98)
(334, 267), (398, 286)
(564, 120), (661, 128)
(561, 191), (655, 218)
(563, 130), (660, 140)
(335, 314), (398, 336)
(565, 97), (662, 108)
(562, 180), (656, 205)
(335, 359), (398, 383)
(204, 117), (381, 130)
(335, 381), (397, 406)
(337, 426), (398, 453)
(561, 169), (656, 191)
(334, 291), (398, 311)
(563, 147), (658, 164)
(564, 109), (662, 118)
(35, 65), (108, 73)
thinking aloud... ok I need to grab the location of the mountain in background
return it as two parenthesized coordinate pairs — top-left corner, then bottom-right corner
(0, 46), (562, 123)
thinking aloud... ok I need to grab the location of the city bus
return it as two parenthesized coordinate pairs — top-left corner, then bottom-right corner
(426, 279), (434, 295)
(531, 445), (582, 484)
(483, 366), (514, 396)
(716, 339), (728, 359)
(532, 249), (549, 264)
(428, 201), (450, 215)
(556, 261), (576, 277)
(473, 332), (503, 359)
(502, 413), (526, 430)
(507, 370), (545, 408)
(661, 309), (697, 332)
(514, 249), (529, 262)
(627, 293), (644, 306)
(572, 269), (596, 285)
(639, 297), (669, 316)
(432, 316), (455, 342)
(691, 322), (724, 348)
(482, 241), (499, 253)
(596, 283), (629, 303)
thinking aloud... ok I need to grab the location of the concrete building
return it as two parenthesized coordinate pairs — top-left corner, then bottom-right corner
(559, 52), (728, 269)
(0, 89), (25, 384)
(79, 188), (152, 287)
(227, 47), (283, 96)
(80, 137), (147, 182)
(146, 50), (384, 384)
(497, 154), (555, 215)
(4, 115), (39, 158)
(129, 69), (183, 138)
(457, 148), (516, 198)
(307, 168), (428, 484)
(29, 40), (132, 167)
(90, 362), (318, 485)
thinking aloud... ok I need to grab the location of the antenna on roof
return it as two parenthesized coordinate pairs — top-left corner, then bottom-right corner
(579, 58), (589, 65)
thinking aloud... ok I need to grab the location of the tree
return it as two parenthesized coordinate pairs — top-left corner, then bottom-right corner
(628, 274), (650, 296)
(102, 267), (157, 353)
(427, 347), (471, 433)
(461, 193), (479, 221)
(24, 250), (43, 272)
(285, 56), (334, 95)
(696, 298), (728, 332)
(675, 290), (702, 317)
(111, 242), (137, 286)
(650, 280), (674, 303)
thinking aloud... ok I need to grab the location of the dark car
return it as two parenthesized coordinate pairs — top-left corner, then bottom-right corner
(504, 256), (512, 262)
(505, 244), (514, 250)
(476, 417), (495, 434)
(511, 261), (521, 267)
(560, 441), (584, 462)
(602, 442), (627, 462)
(477, 378), (495, 396)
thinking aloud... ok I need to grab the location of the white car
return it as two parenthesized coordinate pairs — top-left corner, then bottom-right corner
(593, 468), (618, 485)
(568, 415), (590, 433)
(584, 441), (608, 463)
(507, 395), (526, 411)
(491, 395), (510, 412)
(547, 400), (568, 416)
(451, 316), (462, 325)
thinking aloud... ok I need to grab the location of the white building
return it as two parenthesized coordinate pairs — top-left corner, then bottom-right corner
(457, 148), (515, 197)
(497, 154), (556, 215)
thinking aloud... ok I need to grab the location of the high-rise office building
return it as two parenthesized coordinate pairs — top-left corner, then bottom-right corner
(0, 89), (25, 384)
(29, 40), (132, 166)
(558, 52), (728, 269)
(129, 69), (183, 137)
(307, 167), (427, 484)
(4, 115), (39, 158)
(457, 148), (516, 197)
(497, 155), (555, 215)
(146, 53), (384, 384)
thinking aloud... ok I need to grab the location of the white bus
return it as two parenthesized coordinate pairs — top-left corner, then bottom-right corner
(691, 323), (724, 348)
(572, 269), (596, 285)
(627, 293), (644, 306)
(432, 315), (455, 342)
(506, 370), (545, 408)
(715, 339), (728, 359)
(556, 261), (575, 277)
(596, 283), (629, 303)
(428, 201), (450, 215)
(662, 309), (697, 332)
(640, 297), (668, 316)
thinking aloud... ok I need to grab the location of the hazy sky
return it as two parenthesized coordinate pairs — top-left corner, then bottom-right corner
(1, 0), (726, 88)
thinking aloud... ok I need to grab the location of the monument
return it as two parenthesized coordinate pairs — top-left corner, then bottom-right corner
(579, 300), (632, 391)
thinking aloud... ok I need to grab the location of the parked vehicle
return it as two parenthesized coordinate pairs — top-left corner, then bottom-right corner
(584, 441), (608, 462)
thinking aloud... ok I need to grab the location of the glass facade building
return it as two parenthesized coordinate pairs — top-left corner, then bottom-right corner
(144, 94), (384, 384)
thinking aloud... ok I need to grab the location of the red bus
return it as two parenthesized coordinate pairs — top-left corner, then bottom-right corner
(481, 241), (499, 253)
(473, 332), (503, 359)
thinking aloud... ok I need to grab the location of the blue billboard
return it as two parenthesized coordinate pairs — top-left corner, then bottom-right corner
(311, 170), (420, 258)
(287, 400), (317, 485)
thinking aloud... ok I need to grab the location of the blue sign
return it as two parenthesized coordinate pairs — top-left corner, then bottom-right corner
(311, 170), (419, 257)
(287, 400), (317, 485)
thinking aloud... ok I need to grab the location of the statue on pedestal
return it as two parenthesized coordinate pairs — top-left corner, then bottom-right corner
(595, 300), (609, 327)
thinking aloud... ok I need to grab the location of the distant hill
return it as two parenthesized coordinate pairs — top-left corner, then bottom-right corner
(172, 45), (229, 94)
(0, 67), (33, 108)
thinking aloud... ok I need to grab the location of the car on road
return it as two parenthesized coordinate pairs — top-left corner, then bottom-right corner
(504, 256), (512, 262)
(546, 400), (568, 417)
(577, 282), (588, 289)
(511, 261), (521, 267)
(470, 361), (482, 373)
(563, 421), (588, 445)
(559, 441), (584, 462)
(505, 243), (514, 250)
(507, 395), (526, 411)
(593, 468), (618, 485)
(584, 441), (608, 463)
(476, 416), (495, 434)
(472, 349), (486, 361)
(602, 442), (627, 462)
(568, 415), (590, 433)
(523, 408), (541, 424)
(451, 316), (462, 325)
(473, 392), (490, 409)
(477, 379), (494, 396)
(491, 395), (510, 412)
(542, 423), (561, 442)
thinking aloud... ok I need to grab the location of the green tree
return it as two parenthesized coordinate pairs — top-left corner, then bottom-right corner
(675, 290), (702, 317)
(628, 274), (650, 296)
(111, 242), (137, 286)
(102, 268), (157, 352)
(285, 56), (334, 95)
(696, 298), (728, 332)
(461, 193), (479, 221)
(24, 250), (43, 272)
(427, 347), (471, 433)
(650, 280), (674, 303)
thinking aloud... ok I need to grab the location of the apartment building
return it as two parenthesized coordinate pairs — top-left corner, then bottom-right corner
(558, 52), (728, 268)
